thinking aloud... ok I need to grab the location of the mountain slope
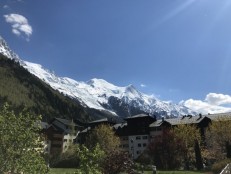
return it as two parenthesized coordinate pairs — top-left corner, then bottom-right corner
(0, 54), (92, 122)
(0, 36), (196, 119)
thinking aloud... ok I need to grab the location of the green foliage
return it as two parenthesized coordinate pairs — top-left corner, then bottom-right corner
(74, 144), (105, 174)
(0, 103), (47, 174)
(102, 150), (134, 174)
(206, 116), (231, 160)
(148, 129), (186, 170)
(85, 124), (120, 153)
(173, 124), (202, 170)
(0, 54), (89, 122)
(49, 168), (78, 174)
(51, 145), (80, 168)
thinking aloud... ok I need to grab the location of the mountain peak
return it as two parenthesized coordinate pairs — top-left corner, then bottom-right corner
(87, 78), (114, 87)
(0, 35), (197, 118)
(0, 36), (20, 62)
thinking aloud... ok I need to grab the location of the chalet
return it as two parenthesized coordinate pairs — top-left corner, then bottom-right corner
(114, 114), (156, 159)
(149, 113), (231, 144)
(41, 112), (231, 159)
(44, 118), (82, 155)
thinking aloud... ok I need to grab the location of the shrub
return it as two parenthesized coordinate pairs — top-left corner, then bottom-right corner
(102, 150), (134, 174)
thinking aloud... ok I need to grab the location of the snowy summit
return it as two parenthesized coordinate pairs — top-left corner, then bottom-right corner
(0, 36), (196, 118)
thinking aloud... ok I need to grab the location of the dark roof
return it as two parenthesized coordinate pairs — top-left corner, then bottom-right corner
(47, 124), (65, 133)
(124, 114), (155, 120)
(54, 117), (82, 127)
(55, 118), (73, 125)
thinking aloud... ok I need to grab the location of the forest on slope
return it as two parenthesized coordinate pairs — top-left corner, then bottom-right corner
(0, 54), (91, 122)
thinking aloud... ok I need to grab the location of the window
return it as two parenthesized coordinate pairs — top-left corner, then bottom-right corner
(143, 143), (147, 147)
(136, 151), (140, 155)
(138, 143), (141, 147)
(136, 136), (141, 140)
(142, 136), (148, 139)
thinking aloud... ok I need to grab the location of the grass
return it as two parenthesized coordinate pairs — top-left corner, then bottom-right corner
(144, 171), (208, 174)
(49, 168), (210, 174)
(49, 168), (78, 174)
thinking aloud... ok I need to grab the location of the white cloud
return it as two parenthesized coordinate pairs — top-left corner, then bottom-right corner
(12, 28), (21, 36)
(181, 93), (231, 114)
(205, 93), (231, 105)
(4, 13), (32, 40)
(140, 84), (147, 88)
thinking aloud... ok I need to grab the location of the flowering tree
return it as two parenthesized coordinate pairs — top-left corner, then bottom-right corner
(0, 104), (47, 173)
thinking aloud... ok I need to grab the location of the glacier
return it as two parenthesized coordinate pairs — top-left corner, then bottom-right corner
(0, 35), (196, 118)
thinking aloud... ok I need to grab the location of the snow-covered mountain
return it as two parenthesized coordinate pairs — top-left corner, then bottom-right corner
(0, 36), (196, 118)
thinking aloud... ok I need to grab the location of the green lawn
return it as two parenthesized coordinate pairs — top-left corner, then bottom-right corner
(49, 168), (77, 174)
(144, 171), (209, 174)
(50, 168), (210, 174)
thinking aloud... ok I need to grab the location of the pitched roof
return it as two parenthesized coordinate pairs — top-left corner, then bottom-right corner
(150, 113), (231, 128)
(149, 120), (165, 127)
(55, 117), (79, 126)
(206, 112), (231, 121)
(113, 122), (127, 130)
(124, 114), (155, 120)
(150, 115), (206, 127)
(88, 118), (109, 124)
(167, 115), (206, 125)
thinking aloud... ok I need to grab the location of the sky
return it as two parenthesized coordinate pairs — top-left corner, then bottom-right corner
(1, 0), (231, 114)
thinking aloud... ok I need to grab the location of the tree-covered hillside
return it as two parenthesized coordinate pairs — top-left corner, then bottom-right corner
(0, 54), (91, 122)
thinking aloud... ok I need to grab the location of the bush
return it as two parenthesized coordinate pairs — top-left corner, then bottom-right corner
(211, 158), (231, 174)
(50, 145), (80, 168)
(102, 150), (133, 174)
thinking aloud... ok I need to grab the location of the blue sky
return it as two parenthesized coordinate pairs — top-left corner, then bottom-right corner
(1, 0), (231, 113)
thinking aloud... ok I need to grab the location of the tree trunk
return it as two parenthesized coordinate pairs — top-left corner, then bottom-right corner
(194, 140), (203, 170)
(226, 141), (231, 158)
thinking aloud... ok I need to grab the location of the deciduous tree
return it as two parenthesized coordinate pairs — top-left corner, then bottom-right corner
(148, 129), (185, 169)
(0, 104), (47, 174)
(75, 144), (105, 174)
(102, 150), (134, 174)
(173, 124), (202, 170)
(85, 124), (120, 153)
(206, 116), (231, 160)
